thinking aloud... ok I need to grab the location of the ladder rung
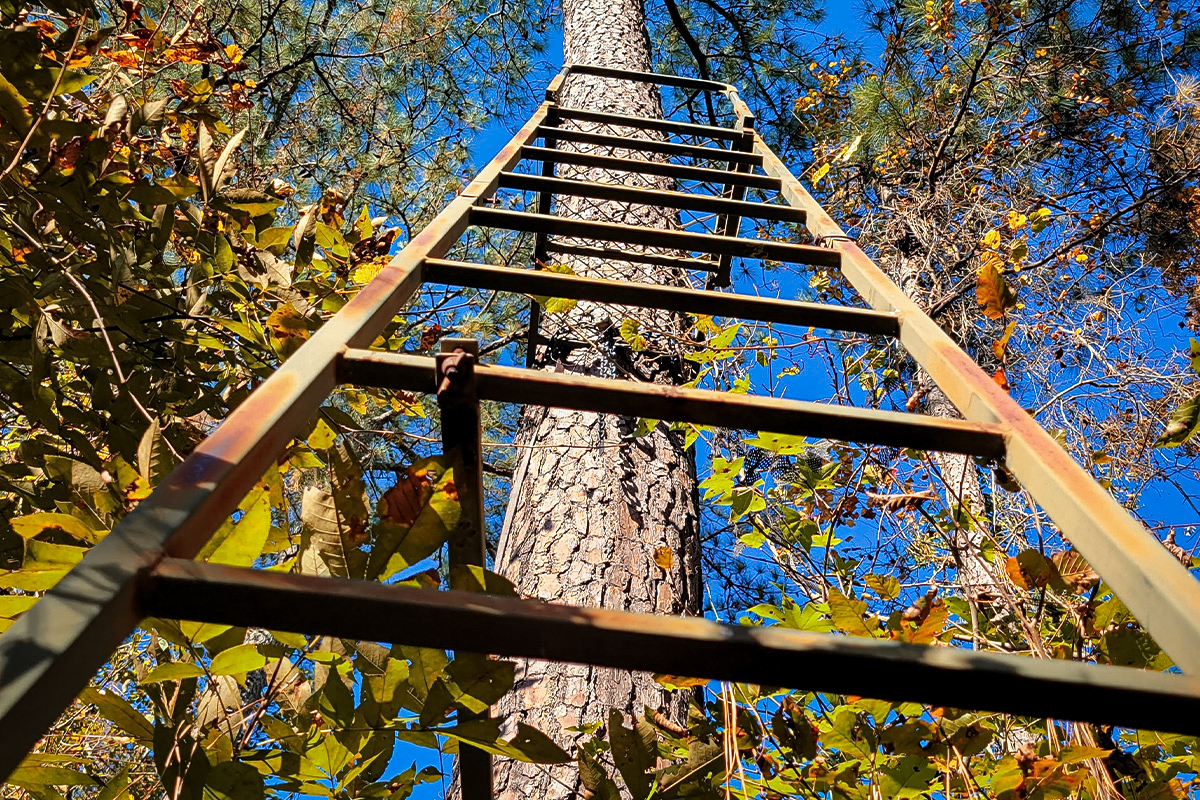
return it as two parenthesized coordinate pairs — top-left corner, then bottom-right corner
(555, 105), (742, 141)
(499, 172), (805, 225)
(338, 350), (1006, 457)
(470, 208), (841, 269)
(538, 126), (763, 166)
(545, 242), (720, 273)
(521, 146), (780, 190)
(142, 559), (1200, 737)
(423, 259), (899, 336)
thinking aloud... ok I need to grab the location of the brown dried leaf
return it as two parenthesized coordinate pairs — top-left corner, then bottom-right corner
(867, 490), (936, 511)
(380, 466), (435, 526)
(1051, 550), (1100, 592)
(419, 324), (443, 351)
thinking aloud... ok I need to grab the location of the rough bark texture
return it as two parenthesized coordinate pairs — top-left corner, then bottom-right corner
(487, 1), (704, 797)
(894, 257), (997, 602)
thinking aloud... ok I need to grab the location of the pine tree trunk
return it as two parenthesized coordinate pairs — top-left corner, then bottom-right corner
(893, 256), (997, 603)
(487, 1), (703, 797)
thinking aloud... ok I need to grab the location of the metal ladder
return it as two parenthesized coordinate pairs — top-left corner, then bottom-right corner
(4, 65), (1200, 795)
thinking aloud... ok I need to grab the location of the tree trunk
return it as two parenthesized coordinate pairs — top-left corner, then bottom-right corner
(488, 2), (703, 798)
(893, 255), (998, 604)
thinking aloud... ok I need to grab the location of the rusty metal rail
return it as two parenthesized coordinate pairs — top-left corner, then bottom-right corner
(140, 559), (1200, 737)
(422, 259), (897, 334)
(2, 63), (1199, 794)
(336, 349), (1006, 457)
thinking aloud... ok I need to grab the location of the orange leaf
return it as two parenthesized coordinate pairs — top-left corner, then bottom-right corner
(993, 368), (1010, 391)
(652, 545), (673, 570)
(380, 467), (434, 526)
(976, 260), (1017, 320)
(419, 324), (443, 351)
(991, 320), (1017, 362)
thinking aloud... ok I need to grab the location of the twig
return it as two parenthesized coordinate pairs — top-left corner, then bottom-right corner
(62, 269), (184, 460)
(0, 15), (88, 185)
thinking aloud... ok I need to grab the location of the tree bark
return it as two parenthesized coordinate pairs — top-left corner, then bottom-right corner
(487, 1), (704, 798)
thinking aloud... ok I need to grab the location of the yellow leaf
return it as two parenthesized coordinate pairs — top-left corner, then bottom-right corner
(652, 546), (674, 571)
(351, 258), (387, 285)
(1007, 210), (1027, 230)
(980, 228), (1001, 249)
(266, 306), (309, 342)
(838, 135), (863, 162)
(812, 163), (830, 183)
(653, 674), (707, 690)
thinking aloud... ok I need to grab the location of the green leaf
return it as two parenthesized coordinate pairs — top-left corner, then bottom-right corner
(7, 767), (99, 788)
(608, 709), (655, 800)
(1155, 391), (1200, 447)
(308, 418), (337, 450)
(374, 463), (460, 578)
(179, 621), (232, 644)
(306, 733), (354, 779)
(21, 542), (85, 573)
(879, 755), (937, 800)
(401, 645), (448, 704)
(159, 174), (201, 200)
(0, 595), (38, 618)
(865, 574), (901, 600)
(10, 512), (98, 544)
(826, 589), (879, 637)
(95, 765), (132, 800)
(448, 565), (517, 596)
(418, 677), (456, 727)
(1056, 745), (1112, 764)
(0, 569), (67, 591)
(579, 750), (622, 800)
(822, 706), (874, 760)
(505, 723), (572, 764)
(743, 433), (810, 454)
(210, 643), (270, 676)
(699, 456), (742, 500)
(141, 662), (206, 684)
(256, 226), (295, 255)
(445, 654), (515, 711)
(203, 761), (264, 800)
(211, 189), (285, 217)
(137, 419), (177, 488)
(544, 297), (578, 314)
(208, 490), (271, 567)
(729, 485), (765, 521)
(79, 687), (153, 742)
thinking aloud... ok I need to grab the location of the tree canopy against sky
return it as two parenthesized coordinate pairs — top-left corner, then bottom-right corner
(3, 0), (1200, 798)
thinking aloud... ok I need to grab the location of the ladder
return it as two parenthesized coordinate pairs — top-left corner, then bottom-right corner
(3, 65), (1200, 794)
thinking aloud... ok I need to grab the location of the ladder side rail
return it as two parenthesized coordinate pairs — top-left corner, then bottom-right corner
(0, 103), (552, 782)
(142, 559), (1200, 737)
(437, 341), (492, 800)
(338, 350), (1006, 458)
(525, 107), (559, 368)
(751, 131), (1200, 675)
